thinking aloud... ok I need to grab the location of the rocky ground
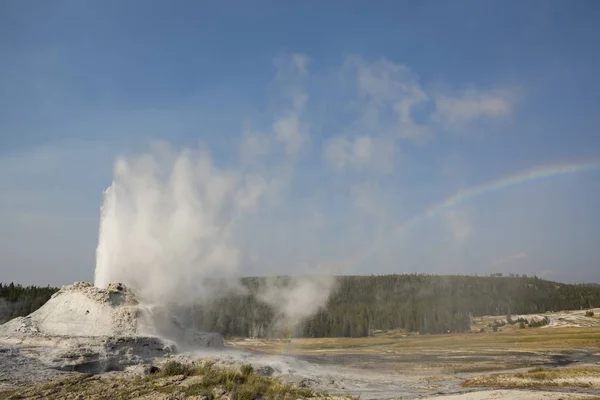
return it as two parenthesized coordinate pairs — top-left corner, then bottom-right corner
(3, 345), (600, 400)
(0, 358), (349, 400)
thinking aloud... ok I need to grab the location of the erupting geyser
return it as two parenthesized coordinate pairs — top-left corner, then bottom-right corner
(93, 143), (337, 331)
(94, 147), (244, 305)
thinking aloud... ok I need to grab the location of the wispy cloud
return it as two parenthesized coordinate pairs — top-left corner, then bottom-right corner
(433, 88), (516, 127)
(323, 134), (395, 172)
(273, 114), (309, 155)
(350, 55), (431, 143)
(322, 56), (427, 172)
(323, 56), (517, 173)
(272, 54), (311, 155)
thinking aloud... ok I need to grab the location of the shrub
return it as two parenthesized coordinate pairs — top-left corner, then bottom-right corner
(488, 318), (507, 332)
(528, 316), (550, 328)
(240, 364), (254, 376)
(488, 319), (506, 330)
(161, 361), (193, 377)
(235, 386), (259, 400)
(519, 322), (526, 329)
(585, 310), (595, 317)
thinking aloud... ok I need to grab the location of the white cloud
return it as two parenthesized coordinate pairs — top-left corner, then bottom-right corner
(271, 53), (311, 155)
(393, 91), (431, 142)
(273, 114), (309, 155)
(356, 58), (411, 102)
(324, 135), (371, 168)
(325, 56), (431, 172)
(338, 57), (518, 150)
(323, 134), (395, 172)
(350, 56), (432, 143)
(434, 88), (514, 127)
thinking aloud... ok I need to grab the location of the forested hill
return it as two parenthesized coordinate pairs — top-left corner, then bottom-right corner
(2, 274), (600, 336)
(309, 274), (600, 336)
(194, 274), (600, 337)
(0, 283), (57, 324)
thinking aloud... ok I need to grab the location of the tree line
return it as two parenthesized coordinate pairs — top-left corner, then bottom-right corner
(2, 274), (600, 337)
(173, 274), (600, 337)
(0, 282), (57, 323)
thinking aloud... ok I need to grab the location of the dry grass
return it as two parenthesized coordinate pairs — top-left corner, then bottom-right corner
(448, 364), (523, 374)
(229, 327), (600, 356)
(463, 366), (600, 389)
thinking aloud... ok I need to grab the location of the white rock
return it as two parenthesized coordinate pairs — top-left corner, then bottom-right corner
(0, 282), (224, 374)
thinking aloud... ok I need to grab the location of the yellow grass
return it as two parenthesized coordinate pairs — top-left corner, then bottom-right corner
(228, 327), (600, 357)
(463, 366), (600, 389)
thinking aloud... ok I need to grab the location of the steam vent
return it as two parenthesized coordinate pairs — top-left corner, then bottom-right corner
(0, 282), (223, 373)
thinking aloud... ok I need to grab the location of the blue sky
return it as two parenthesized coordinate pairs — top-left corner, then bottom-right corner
(1, 0), (599, 285)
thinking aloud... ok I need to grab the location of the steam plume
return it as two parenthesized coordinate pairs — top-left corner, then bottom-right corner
(94, 143), (336, 331)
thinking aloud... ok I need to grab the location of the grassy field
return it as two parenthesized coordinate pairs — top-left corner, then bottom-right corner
(463, 365), (600, 390)
(229, 327), (600, 355)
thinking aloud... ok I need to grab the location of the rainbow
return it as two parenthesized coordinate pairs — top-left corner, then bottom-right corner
(397, 160), (600, 233)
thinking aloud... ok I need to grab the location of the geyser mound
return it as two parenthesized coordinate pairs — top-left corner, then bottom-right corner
(0, 281), (223, 348)
(2, 282), (142, 337)
(0, 282), (223, 373)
